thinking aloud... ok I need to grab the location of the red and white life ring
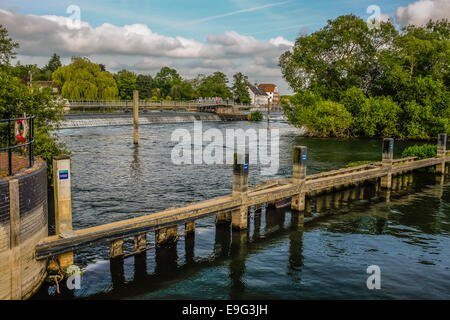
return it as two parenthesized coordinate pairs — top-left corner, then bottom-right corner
(15, 119), (28, 142)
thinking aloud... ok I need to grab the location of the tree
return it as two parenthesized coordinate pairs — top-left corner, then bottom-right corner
(0, 24), (18, 66)
(0, 67), (67, 182)
(115, 70), (137, 100)
(45, 53), (62, 73)
(197, 72), (232, 99)
(53, 57), (119, 100)
(136, 74), (153, 99)
(154, 67), (181, 98)
(280, 15), (450, 139)
(232, 72), (251, 103)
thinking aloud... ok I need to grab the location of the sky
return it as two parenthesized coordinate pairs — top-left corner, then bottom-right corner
(1, 0), (449, 94)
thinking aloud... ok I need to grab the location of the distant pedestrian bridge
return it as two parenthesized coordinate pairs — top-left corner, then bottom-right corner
(65, 99), (249, 114)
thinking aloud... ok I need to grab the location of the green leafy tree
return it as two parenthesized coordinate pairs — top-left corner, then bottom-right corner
(232, 72), (251, 103)
(115, 69), (137, 100)
(53, 57), (118, 99)
(280, 15), (450, 139)
(45, 53), (62, 73)
(197, 72), (232, 99)
(0, 68), (67, 181)
(0, 24), (18, 67)
(154, 67), (181, 98)
(136, 74), (153, 99)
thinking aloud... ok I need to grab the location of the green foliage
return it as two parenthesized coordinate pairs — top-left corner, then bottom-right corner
(0, 24), (19, 66)
(136, 74), (153, 99)
(0, 69), (67, 182)
(286, 91), (352, 137)
(249, 111), (263, 121)
(115, 69), (137, 100)
(197, 72), (232, 99)
(232, 72), (251, 103)
(53, 57), (118, 100)
(280, 15), (450, 140)
(154, 67), (181, 98)
(401, 144), (437, 159)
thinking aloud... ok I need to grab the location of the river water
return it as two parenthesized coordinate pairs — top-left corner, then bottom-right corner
(33, 120), (450, 300)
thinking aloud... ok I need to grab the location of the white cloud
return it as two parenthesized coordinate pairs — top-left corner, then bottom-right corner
(0, 8), (293, 92)
(395, 0), (450, 26)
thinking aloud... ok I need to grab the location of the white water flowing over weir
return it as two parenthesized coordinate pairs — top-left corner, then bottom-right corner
(60, 113), (222, 129)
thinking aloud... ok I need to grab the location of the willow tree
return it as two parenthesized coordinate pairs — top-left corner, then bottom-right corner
(53, 57), (118, 100)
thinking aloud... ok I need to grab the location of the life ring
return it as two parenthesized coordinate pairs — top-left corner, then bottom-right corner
(15, 119), (28, 142)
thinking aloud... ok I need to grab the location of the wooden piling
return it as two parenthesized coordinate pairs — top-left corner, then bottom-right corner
(291, 146), (307, 214)
(185, 221), (195, 235)
(134, 233), (147, 253)
(380, 138), (394, 189)
(52, 156), (74, 268)
(155, 226), (178, 246)
(231, 153), (249, 230)
(110, 239), (124, 259)
(133, 90), (139, 145)
(436, 133), (447, 175)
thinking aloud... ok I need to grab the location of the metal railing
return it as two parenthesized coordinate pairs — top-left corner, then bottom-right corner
(0, 116), (35, 176)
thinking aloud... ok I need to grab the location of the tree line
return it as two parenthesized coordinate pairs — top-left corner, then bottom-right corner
(12, 54), (253, 103)
(280, 15), (449, 140)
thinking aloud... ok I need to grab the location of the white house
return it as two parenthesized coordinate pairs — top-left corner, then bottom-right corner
(248, 86), (268, 108)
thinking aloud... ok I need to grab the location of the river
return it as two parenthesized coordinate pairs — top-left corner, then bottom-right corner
(33, 120), (450, 299)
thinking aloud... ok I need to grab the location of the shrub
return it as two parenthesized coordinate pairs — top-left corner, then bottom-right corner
(249, 111), (263, 121)
(401, 144), (437, 160)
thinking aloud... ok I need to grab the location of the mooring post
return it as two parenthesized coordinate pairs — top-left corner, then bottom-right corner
(53, 156), (74, 269)
(231, 153), (249, 230)
(380, 138), (394, 189)
(291, 146), (307, 226)
(133, 90), (139, 145)
(436, 133), (447, 175)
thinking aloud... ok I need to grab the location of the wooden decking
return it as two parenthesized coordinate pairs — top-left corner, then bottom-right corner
(35, 152), (450, 260)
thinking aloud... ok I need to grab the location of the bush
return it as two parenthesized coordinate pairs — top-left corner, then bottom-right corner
(249, 111), (263, 121)
(401, 144), (437, 160)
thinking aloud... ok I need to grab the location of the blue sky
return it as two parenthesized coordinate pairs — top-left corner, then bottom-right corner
(0, 0), (446, 93)
(2, 0), (414, 41)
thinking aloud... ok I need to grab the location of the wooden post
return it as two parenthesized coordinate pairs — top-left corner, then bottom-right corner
(291, 146), (307, 211)
(53, 156), (74, 268)
(155, 226), (178, 246)
(134, 233), (147, 253)
(110, 239), (124, 259)
(380, 138), (394, 189)
(436, 133), (447, 175)
(133, 90), (139, 145)
(185, 221), (195, 235)
(9, 179), (22, 300)
(231, 153), (249, 230)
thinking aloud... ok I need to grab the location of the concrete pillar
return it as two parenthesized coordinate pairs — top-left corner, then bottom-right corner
(380, 138), (394, 189)
(231, 154), (249, 230)
(436, 133), (447, 175)
(134, 233), (146, 253)
(291, 146), (307, 215)
(133, 90), (139, 145)
(110, 239), (124, 259)
(53, 156), (74, 268)
(155, 225), (178, 246)
(9, 179), (21, 300)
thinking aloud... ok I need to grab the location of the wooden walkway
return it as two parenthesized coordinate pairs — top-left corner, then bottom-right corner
(35, 136), (450, 266)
